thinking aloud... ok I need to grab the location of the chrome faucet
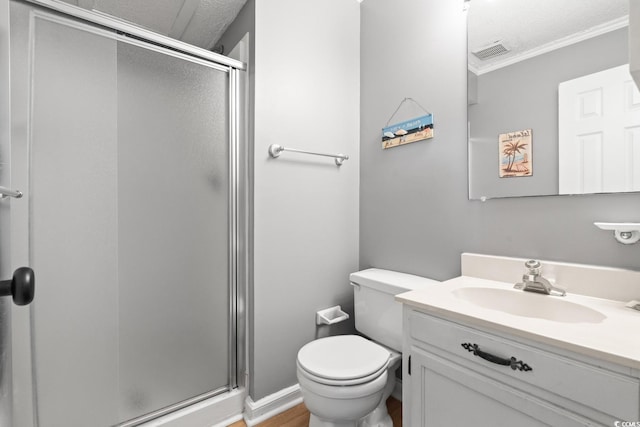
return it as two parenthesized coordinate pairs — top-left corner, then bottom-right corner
(514, 260), (566, 296)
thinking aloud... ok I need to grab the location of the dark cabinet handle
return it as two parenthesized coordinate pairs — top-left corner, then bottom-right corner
(461, 342), (532, 372)
(0, 267), (35, 306)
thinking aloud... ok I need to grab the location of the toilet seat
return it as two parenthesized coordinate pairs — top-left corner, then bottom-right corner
(297, 335), (390, 386)
(297, 360), (387, 387)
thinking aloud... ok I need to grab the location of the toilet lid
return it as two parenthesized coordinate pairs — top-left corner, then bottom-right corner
(297, 335), (390, 381)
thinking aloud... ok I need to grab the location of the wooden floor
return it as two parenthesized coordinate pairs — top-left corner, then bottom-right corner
(229, 397), (401, 427)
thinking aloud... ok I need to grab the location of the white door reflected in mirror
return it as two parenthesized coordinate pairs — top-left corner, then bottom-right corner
(559, 64), (640, 194)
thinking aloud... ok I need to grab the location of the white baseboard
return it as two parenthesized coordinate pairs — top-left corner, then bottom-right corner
(243, 384), (304, 426)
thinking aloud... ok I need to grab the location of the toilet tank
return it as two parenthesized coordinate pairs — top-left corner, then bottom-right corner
(350, 268), (440, 351)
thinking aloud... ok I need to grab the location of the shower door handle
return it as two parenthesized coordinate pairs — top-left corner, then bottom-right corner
(0, 267), (35, 306)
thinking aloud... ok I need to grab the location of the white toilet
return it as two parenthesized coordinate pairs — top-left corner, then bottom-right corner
(296, 268), (439, 427)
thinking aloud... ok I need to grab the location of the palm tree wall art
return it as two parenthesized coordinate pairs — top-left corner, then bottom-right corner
(499, 129), (533, 177)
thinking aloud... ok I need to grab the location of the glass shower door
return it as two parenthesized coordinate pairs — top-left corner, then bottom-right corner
(116, 41), (231, 422)
(9, 2), (234, 425)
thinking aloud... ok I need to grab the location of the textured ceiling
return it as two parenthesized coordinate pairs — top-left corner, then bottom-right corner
(468, 0), (629, 74)
(59, 0), (247, 51)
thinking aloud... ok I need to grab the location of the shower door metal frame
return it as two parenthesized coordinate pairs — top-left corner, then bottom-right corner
(2, 1), (247, 425)
(25, 0), (246, 71)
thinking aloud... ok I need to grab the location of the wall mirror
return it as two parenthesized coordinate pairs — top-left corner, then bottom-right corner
(467, 0), (635, 200)
(54, 0), (247, 53)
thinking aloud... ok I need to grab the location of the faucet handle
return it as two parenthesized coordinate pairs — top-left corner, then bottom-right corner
(524, 259), (541, 274)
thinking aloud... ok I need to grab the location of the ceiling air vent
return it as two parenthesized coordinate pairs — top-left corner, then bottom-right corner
(472, 41), (509, 61)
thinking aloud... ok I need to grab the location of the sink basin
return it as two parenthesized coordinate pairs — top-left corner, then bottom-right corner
(452, 287), (607, 324)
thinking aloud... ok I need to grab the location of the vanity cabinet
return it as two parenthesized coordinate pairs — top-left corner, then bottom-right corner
(402, 308), (640, 426)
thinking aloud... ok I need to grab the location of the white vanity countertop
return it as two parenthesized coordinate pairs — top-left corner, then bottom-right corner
(396, 275), (640, 370)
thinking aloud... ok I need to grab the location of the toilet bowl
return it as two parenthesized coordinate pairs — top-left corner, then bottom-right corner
(296, 335), (401, 427)
(296, 268), (439, 427)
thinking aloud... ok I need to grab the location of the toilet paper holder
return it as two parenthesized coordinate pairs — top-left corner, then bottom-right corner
(316, 305), (349, 325)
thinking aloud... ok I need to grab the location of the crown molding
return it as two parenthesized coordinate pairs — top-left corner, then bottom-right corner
(470, 16), (629, 76)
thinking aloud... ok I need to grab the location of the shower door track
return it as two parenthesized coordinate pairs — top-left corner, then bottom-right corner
(13, 1), (246, 426)
(117, 386), (231, 427)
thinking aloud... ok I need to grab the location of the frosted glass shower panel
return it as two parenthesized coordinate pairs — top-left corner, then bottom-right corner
(12, 2), (233, 425)
(23, 9), (120, 426)
(116, 42), (230, 419)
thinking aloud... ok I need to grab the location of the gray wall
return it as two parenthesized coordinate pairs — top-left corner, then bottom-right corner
(469, 28), (628, 199)
(217, 0), (254, 67)
(250, 0), (360, 401)
(223, 0), (361, 402)
(361, 0), (640, 281)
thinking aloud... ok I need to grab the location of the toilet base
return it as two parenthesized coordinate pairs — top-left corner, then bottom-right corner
(309, 414), (357, 427)
(308, 401), (393, 427)
(359, 401), (393, 427)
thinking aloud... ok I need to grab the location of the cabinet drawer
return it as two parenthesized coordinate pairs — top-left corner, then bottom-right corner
(409, 310), (640, 421)
(411, 348), (594, 427)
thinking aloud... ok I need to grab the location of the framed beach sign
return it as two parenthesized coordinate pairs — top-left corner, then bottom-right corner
(382, 114), (434, 149)
(499, 129), (532, 178)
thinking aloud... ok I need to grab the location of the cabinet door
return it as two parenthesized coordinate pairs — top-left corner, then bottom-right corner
(407, 348), (592, 427)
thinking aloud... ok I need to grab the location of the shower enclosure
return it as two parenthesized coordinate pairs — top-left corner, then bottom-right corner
(0, 1), (245, 425)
